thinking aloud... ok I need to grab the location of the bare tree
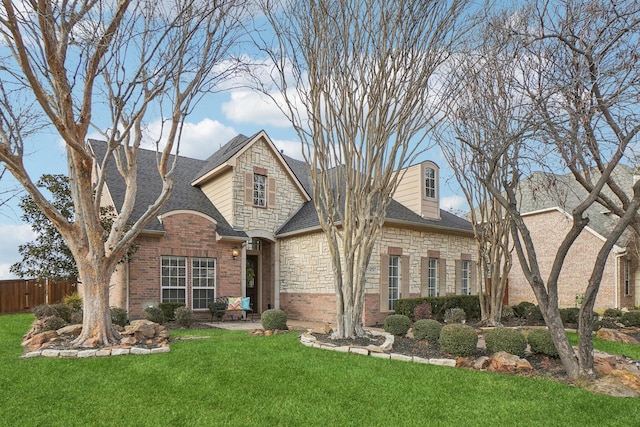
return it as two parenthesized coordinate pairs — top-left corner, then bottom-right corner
(260, 0), (472, 338)
(0, 0), (248, 346)
(453, 1), (640, 380)
(436, 10), (536, 326)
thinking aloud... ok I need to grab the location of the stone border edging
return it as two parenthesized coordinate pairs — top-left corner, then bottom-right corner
(298, 330), (457, 367)
(22, 346), (170, 359)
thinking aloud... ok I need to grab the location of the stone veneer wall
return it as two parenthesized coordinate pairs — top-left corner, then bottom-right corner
(123, 212), (241, 319)
(233, 138), (307, 233)
(278, 226), (476, 325)
(507, 210), (622, 310)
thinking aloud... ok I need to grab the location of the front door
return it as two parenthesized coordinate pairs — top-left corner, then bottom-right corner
(246, 255), (259, 314)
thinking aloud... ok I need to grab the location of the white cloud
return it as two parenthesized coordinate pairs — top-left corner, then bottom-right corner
(141, 118), (239, 160)
(221, 90), (292, 128)
(271, 138), (304, 161)
(441, 194), (467, 214)
(0, 223), (35, 280)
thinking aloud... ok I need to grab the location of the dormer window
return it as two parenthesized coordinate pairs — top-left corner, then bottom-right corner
(253, 174), (267, 207)
(425, 167), (436, 199)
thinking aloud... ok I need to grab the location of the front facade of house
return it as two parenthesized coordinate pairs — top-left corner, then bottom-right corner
(505, 172), (639, 310)
(100, 131), (477, 324)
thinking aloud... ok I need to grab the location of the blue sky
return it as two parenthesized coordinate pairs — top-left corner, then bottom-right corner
(0, 61), (466, 281)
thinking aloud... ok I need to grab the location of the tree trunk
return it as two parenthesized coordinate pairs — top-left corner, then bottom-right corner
(72, 262), (120, 347)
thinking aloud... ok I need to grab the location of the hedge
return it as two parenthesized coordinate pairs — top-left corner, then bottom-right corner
(395, 295), (481, 321)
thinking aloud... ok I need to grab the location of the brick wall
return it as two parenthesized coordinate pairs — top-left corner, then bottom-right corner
(123, 212), (241, 319)
(508, 209), (624, 310)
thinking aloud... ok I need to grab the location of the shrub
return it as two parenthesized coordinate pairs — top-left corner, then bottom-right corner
(383, 314), (411, 336)
(439, 323), (478, 357)
(63, 292), (82, 311)
(41, 316), (67, 331)
(593, 319), (618, 331)
(603, 308), (623, 319)
(144, 306), (166, 324)
(412, 319), (442, 343)
(501, 305), (515, 321)
(527, 329), (559, 357)
(261, 309), (288, 331)
(413, 303), (432, 321)
(484, 327), (527, 357)
(526, 305), (544, 325)
(444, 307), (466, 324)
(51, 303), (73, 323)
(158, 302), (185, 321)
(513, 301), (535, 318)
(621, 311), (640, 327)
(394, 295), (480, 321)
(70, 309), (83, 324)
(560, 307), (580, 326)
(175, 306), (195, 328)
(110, 307), (129, 327)
(33, 304), (59, 319)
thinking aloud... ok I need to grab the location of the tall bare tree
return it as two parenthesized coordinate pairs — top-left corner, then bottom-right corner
(0, 0), (248, 346)
(436, 10), (535, 326)
(451, 1), (640, 379)
(261, 0), (472, 338)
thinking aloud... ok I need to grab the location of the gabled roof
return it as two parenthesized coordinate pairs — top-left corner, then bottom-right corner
(518, 166), (637, 247)
(190, 130), (311, 201)
(276, 165), (473, 237)
(90, 140), (245, 238)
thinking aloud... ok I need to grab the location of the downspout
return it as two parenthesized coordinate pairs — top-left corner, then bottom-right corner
(125, 260), (130, 314)
(614, 250), (626, 309)
(274, 239), (280, 310)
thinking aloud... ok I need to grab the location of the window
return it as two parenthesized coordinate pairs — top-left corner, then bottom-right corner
(625, 258), (631, 296)
(192, 258), (216, 309)
(388, 256), (400, 310)
(254, 174), (267, 207)
(425, 167), (436, 199)
(428, 258), (438, 297)
(461, 260), (470, 295)
(161, 256), (186, 303)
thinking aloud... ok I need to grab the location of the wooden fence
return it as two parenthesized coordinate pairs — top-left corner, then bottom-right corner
(0, 279), (77, 314)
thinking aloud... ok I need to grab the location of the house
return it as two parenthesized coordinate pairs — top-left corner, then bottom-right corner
(94, 131), (477, 325)
(506, 169), (639, 310)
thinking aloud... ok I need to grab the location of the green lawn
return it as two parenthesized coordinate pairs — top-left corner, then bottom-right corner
(1, 313), (638, 426)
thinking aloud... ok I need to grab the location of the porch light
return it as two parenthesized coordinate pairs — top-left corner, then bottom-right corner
(232, 247), (239, 260)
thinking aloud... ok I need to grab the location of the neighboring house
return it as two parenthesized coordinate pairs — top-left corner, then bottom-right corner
(507, 169), (639, 310)
(94, 131), (476, 325)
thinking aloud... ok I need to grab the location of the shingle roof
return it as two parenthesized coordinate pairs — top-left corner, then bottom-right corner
(192, 133), (254, 183)
(276, 165), (473, 236)
(518, 166), (636, 247)
(90, 140), (245, 238)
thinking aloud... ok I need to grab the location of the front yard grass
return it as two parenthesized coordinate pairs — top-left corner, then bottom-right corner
(1, 313), (638, 426)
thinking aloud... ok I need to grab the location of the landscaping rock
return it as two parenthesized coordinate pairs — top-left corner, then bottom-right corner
(473, 356), (491, 370)
(594, 357), (613, 377)
(126, 320), (157, 339)
(488, 351), (532, 374)
(596, 328), (639, 344)
(57, 324), (82, 337)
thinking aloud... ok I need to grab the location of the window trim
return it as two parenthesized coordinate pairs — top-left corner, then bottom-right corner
(191, 257), (216, 310)
(461, 260), (470, 295)
(253, 173), (267, 207)
(161, 256), (187, 304)
(424, 167), (436, 199)
(428, 258), (438, 297)
(388, 255), (400, 311)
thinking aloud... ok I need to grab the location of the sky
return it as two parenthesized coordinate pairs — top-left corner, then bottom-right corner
(0, 12), (468, 280)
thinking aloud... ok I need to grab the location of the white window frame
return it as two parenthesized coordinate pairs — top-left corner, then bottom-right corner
(254, 173), (267, 207)
(191, 258), (216, 310)
(428, 258), (438, 297)
(424, 167), (436, 199)
(388, 256), (400, 311)
(161, 256), (187, 303)
(461, 260), (470, 295)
